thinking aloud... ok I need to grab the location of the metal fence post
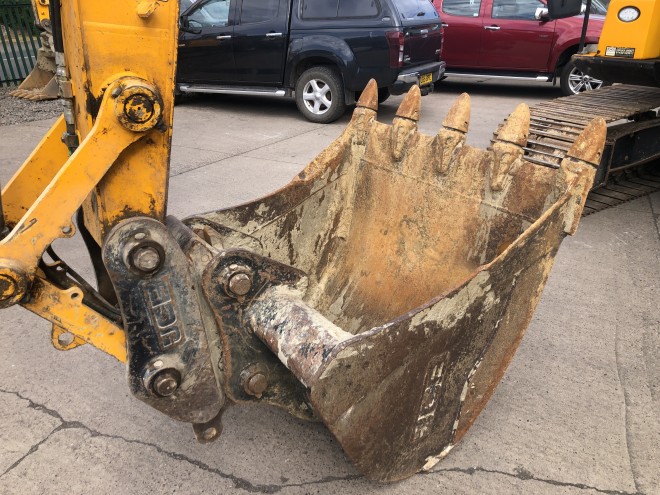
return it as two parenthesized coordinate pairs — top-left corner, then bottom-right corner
(0, 1), (40, 86)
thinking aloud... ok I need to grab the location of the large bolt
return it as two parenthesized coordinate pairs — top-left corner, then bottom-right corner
(0, 274), (17, 299)
(131, 245), (161, 273)
(0, 261), (29, 309)
(243, 372), (268, 398)
(113, 79), (163, 132)
(123, 93), (155, 124)
(228, 272), (252, 297)
(152, 369), (180, 397)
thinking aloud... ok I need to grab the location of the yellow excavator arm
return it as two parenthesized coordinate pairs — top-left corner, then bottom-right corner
(2, 0), (178, 360)
(0, 0), (607, 482)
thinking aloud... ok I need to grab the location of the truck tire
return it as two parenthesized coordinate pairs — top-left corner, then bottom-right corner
(295, 67), (346, 124)
(378, 87), (390, 104)
(560, 60), (604, 96)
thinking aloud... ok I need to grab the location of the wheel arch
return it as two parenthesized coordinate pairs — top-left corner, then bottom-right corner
(553, 45), (579, 80)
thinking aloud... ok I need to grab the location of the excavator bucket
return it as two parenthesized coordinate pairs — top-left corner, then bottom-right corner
(170, 81), (606, 482)
(9, 32), (58, 101)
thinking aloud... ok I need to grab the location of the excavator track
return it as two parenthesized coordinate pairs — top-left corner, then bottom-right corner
(495, 85), (660, 215)
(582, 164), (660, 215)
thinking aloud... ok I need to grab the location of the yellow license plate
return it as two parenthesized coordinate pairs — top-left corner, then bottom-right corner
(420, 73), (433, 85)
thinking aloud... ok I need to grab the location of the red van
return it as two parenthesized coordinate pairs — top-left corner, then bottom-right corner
(433, 0), (604, 95)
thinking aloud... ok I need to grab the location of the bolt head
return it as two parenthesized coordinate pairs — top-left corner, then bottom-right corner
(132, 246), (161, 273)
(0, 261), (29, 309)
(0, 274), (17, 299)
(124, 94), (155, 124)
(202, 427), (218, 441)
(244, 372), (268, 398)
(153, 370), (180, 397)
(228, 272), (252, 297)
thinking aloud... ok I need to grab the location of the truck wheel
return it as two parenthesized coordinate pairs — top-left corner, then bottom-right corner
(378, 87), (390, 104)
(295, 67), (346, 124)
(560, 60), (603, 96)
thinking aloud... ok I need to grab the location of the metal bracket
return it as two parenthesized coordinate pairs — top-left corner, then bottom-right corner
(202, 249), (316, 421)
(103, 217), (223, 423)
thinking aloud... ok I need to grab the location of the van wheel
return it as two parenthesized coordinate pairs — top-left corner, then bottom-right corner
(295, 67), (346, 124)
(560, 60), (603, 96)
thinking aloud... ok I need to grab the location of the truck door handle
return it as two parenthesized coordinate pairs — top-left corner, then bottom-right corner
(266, 32), (283, 38)
(441, 22), (449, 27)
(484, 25), (501, 30)
(216, 35), (232, 40)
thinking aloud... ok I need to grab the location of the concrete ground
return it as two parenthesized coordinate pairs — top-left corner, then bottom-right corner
(0, 78), (658, 495)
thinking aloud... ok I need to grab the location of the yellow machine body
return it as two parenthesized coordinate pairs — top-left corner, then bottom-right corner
(597, 0), (660, 60)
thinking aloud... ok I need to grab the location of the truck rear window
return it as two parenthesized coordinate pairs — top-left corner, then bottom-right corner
(301, 0), (381, 19)
(391, 0), (439, 20)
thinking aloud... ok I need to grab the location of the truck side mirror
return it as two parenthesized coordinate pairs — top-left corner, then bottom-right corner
(179, 15), (202, 35)
(546, 0), (582, 19)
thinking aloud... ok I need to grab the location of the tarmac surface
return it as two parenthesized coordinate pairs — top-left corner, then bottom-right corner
(0, 78), (658, 494)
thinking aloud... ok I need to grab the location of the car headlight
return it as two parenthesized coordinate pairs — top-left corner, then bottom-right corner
(617, 6), (640, 22)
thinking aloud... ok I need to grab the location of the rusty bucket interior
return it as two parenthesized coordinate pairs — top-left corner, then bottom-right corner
(185, 81), (605, 482)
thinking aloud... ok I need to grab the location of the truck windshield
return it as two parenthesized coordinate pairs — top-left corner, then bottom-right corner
(392, 0), (439, 20)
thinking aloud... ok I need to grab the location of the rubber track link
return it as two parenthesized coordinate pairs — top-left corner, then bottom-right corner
(495, 85), (660, 215)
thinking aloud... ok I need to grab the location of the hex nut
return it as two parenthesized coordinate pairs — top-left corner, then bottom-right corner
(228, 272), (252, 296)
(152, 369), (180, 397)
(131, 245), (161, 273)
(220, 263), (254, 298)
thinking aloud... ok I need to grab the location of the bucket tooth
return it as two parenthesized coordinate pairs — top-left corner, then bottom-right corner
(390, 86), (421, 161)
(559, 118), (607, 234)
(348, 79), (379, 145)
(490, 103), (530, 191)
(356, 79), (379, 111)
(565, 117), (606, 166)
(395, 85), (422, 122)
(495, 103), (530, 146)
(434, 93), (471, 175)
(442, 92), (471, 133)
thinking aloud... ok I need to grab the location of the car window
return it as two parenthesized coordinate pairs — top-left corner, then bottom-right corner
(338, 0), (380, 17)
(492, 0), (543, 19)
(240, 0), (279, 24)
(391, 0), (439, 20)
(187, 0), (230, 28)
(301, 0), (338, 18)
(585, 0), (608, 15)
(441, 0), (482, 17)
(301, 0), (380, 19)
(180, 0), (198, 15)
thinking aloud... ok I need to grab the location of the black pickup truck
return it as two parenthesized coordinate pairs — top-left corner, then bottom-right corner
(177, 0), (445, 123)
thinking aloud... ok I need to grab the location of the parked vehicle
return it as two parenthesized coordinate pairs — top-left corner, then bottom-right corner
(584, 0), (609, 15)
(432, 0), (605, 95)
(177, 0), (446, 123)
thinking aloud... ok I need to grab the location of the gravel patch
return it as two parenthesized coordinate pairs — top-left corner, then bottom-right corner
(0, 86), (62, 126)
